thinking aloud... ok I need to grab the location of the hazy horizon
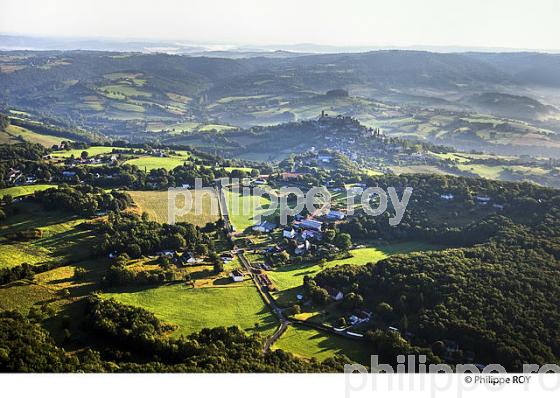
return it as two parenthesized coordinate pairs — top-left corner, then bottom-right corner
(1, 0), (560, 53)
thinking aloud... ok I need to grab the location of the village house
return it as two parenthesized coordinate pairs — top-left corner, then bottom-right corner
(349, 311), (372, 325)
(7, 168), (23, 184)
(388, 326), (400, 335)
(230, 269), (244, 282)
(475, 195), (491, 204)
(325, 287), (344, 301)
(221, 253), (234, 263)
(25, 175), (37, 184)
(317, 154), (333, 163)
(280, 172), (301, 181)
(282, 228), (296, 239)
(252, 220), (277, 233)
(443, 339), (461, 360)
(326, 210), (345, 221)
(347, 186), (364, 196)
(294, 239), (311, 255)
(179, 252), (200, 265)
(300, 219), (323, 231)
(157, 250), (175, 257)
(62, 170), (77, 180)
(301, 229), (322, 241)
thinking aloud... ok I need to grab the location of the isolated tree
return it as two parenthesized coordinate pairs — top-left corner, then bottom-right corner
(334, 232), (352, 251)
(290, 304), (301, 315)
(376, 302), (394, 322)
(208, 251), (220, 265)
(0, 114), (10, 130)
(324, 229), (336, 242)
(343, 292), (363, 310)
(162, 233), (186, 250)
(126, 243), (142, 259)
(213, 262), (224, 273)
(74, 267), (87, 281)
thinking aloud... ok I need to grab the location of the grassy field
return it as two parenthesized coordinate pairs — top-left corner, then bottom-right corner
(104, 283), (277, 336)
(223, 189), (272, 232)
(51, 146), (127, 158)
(123, 155), (189, 171)
(128, 190), (220, 226)
(0, 259), (106, 344)
(270, 242), (444, 303)
(390, 165), (453, 176)
(457, 164), (506, 180)
(0, 264), (95, 313)
(198, 124), (237, 133)
(0, 203), (99, 269)
(0, 184), (57, 198)
(361, 168), (384, 176)
(0, 125), (66, 147)
(273, 325), (370, 364)
(99, 84), (151, 99)
(224, 166), (253, 173)
(0, 280), (60, 313)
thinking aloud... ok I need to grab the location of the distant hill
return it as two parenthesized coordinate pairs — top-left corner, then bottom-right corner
(465, 52), (560, 87)
(462, 92), (559, 121)
(2, 49), (560, 146)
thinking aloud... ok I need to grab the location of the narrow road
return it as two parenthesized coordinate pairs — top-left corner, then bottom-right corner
(218, 182), (361, 351)
(263, 320), (289, 352)
(215, 179), (232, 232)
(238, 252), (289, 351)
(216, 179), (287, 351)
(238, 252), (284, 319)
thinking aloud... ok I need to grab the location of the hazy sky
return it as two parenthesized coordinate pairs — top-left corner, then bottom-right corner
(1, 0), (559, 50)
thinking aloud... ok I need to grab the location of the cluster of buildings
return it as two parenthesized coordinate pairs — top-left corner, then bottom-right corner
(6, 168), (37, 185)
(250, 203), (349, 259)
(439, 192), (505, 209)
(154, 250), (202, 266)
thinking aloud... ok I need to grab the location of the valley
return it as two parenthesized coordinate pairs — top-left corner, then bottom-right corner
(1, 45), (560, 374)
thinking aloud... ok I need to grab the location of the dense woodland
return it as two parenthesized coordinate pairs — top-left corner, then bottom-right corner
(312, 175), (560, 371)
(0, 298), (346, 373)
(35, 184), (132, 216)
(95, 212), (212, 257)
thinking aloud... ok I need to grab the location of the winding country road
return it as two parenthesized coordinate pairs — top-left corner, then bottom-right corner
(238, 252), (290, 351)
(216, 178), (362, 352)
